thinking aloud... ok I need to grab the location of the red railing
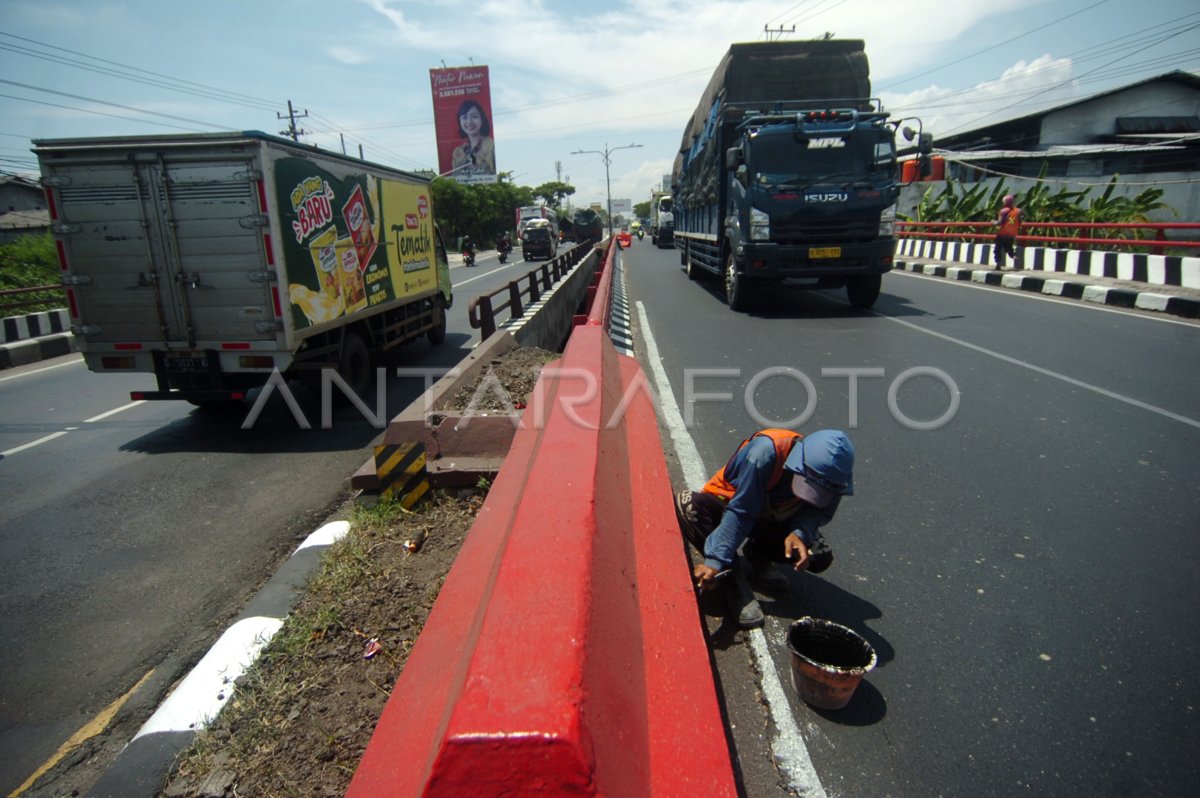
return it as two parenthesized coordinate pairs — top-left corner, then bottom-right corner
(897, 221), (1200, 253)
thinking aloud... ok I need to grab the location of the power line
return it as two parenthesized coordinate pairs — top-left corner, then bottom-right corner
(878, 0), (1114, 91)
(0, 31), (280, 109)
(937, 21), (1200, 137)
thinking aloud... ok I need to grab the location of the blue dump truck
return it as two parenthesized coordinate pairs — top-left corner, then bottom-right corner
(672, 40), (929, 310)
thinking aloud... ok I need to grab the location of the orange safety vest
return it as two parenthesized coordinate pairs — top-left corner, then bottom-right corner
(998, 207), (1021, 237)
(703, 428), (803, 501)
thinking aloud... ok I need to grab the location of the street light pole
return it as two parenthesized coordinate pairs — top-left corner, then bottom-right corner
(570, 142), (642, 237)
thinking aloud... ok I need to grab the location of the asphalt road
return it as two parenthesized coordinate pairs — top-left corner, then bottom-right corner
(621, 238), (1200, 797)
(0, 250), (533, 797)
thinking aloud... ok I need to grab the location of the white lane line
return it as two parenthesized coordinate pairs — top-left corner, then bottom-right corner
(1, 430), (70, 457)
(1, 401), (149, 459)
(890, 269), (1200, 328)
(452, 261), (513, 288)
(878, 311), (1200, 430)
(0, 356), (84, 384)
(83, 400), (146, 423)
(635, 300), (827, 798)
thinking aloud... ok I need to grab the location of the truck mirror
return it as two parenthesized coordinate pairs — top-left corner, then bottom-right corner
(735, 164), (748, 185)
(725, 147), (743, 169)
(918, 132), (933, 154)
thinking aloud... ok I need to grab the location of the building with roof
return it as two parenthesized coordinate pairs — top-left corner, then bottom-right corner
(898, 70), (1200, 226)
(0, 174), (48, 243)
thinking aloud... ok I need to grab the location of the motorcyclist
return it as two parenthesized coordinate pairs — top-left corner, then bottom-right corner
(461, 234), (476, 266)
(496, 232), (512, 263)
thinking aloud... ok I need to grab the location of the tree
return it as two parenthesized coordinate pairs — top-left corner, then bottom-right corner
(531, 181), (575, 210)
(633, 201), (651, 219)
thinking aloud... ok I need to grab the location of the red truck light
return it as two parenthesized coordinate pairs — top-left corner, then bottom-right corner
(238, 355), (274, 369)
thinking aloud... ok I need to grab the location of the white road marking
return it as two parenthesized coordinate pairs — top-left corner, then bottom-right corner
(890, 269), (1200, 328)
(0, 401), (150, 459)
(877, 311), (1200, 430)
(84, 400), (146, 423)
(0, 356), (84, 384)
(635, 300), (828, 798)
(1, 430), (70, 457)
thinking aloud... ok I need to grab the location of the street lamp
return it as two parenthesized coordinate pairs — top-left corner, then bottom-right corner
(570, 142), (642, 237)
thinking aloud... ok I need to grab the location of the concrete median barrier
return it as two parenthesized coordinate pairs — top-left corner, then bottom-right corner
(346, 323), (736, 796)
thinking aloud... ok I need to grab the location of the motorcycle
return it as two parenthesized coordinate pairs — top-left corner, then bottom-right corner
(498, 240), (512, 264)
(462, 247), (476, 267)
(635, 228), (645, 241)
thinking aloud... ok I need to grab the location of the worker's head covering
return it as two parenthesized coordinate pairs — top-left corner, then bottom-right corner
(1002, 194), (1016, 207)
(783, 430), (855, 508)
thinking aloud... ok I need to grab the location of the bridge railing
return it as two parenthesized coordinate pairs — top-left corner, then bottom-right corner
(467, 240), (599, 339)
(898, 221), (1200, 253)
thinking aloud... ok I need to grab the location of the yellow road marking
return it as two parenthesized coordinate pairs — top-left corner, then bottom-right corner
(7, 669), (155, 798)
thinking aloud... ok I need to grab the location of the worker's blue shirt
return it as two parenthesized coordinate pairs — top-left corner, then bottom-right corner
(703, 436), (839, 571)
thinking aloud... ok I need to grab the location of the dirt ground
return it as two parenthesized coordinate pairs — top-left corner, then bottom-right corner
(151, 347), (559, 797)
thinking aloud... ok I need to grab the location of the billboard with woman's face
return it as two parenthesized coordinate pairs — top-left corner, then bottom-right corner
(429, 66), (498, 185)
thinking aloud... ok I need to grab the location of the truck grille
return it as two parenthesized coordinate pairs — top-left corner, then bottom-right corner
(773, 218), (877, 244)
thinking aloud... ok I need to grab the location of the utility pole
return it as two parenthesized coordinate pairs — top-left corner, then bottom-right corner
(570, 143), (642, 237)
(277, 100), (309, 142)
(763, 24), (795, 41)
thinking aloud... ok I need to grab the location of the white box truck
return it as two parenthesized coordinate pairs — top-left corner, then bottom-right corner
(34, 131), (453, 403)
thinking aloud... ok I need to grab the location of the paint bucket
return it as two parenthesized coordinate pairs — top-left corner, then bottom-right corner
(787, 617), (877, 710)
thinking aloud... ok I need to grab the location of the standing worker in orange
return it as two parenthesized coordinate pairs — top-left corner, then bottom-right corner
(993, 193), (1022, 270)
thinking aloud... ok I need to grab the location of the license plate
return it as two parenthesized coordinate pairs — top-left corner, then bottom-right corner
(164, 355), (208, 370)
(809, 247), (842, 259)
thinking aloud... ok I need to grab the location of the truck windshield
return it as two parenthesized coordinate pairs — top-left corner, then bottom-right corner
(659, 198), (673, 213)
(749, 131), (894, 186)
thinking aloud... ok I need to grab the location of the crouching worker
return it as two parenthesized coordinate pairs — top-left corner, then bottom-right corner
(674, 428), (855, 628)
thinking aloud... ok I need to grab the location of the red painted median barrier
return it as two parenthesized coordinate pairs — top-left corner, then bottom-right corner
(346, 322), (735, 796)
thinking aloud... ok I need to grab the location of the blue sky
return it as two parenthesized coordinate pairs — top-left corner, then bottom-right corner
(1, 0), (1197, 209)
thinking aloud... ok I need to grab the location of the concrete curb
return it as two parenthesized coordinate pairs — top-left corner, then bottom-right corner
(0, 331), (78, 368)
(894, 260), (1200, 319)
(85, 520), (352, 798)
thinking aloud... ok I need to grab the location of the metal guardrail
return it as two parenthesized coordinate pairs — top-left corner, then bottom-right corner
(0, 284), (65, 316)
(467, 241), (597, 339)
(897, 221), (1200, 253)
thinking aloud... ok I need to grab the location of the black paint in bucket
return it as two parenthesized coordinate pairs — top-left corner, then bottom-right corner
(787, 617), (876, 710)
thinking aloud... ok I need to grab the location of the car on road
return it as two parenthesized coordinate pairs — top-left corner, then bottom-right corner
(521, 219), (558, 260)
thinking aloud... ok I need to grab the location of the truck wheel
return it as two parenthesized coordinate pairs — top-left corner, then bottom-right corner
(685, 249), (701, 281)
(847, 275), (882, 309)
(680, 244), (688, 266)
(724, 252), (751, 311)
(427, 300), (447, 345)
(339, 331), (373, 398)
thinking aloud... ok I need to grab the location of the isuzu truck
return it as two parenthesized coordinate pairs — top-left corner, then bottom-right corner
(672, 40), (928, 310)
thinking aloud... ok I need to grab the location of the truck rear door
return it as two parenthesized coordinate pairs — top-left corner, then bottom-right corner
(46, 148), (275, 348)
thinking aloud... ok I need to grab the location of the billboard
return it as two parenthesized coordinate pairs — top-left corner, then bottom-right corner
(429, 66), (498, 185)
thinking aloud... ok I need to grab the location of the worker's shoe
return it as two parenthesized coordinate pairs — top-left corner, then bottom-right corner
(727, 568), (764, 628)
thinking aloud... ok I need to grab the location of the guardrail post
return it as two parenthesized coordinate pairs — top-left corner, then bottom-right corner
(469, 296), (497, 339)
(527, 272), (540, 304)
(508, 281), (523, 319)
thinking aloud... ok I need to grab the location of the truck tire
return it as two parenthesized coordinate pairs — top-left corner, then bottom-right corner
(685, 247), (701, 281)
(339, 331), (373, 398)
(427, 299), (447, 345)
(847, 274), (882, 309)
(724, 252), (751, 311)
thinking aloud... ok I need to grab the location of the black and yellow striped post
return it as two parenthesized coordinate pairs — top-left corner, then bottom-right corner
(374, 442), (429, 509)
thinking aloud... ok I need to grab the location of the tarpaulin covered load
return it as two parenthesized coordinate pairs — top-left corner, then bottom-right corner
(674, 40), (871, 205)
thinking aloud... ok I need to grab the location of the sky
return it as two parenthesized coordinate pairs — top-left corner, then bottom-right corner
(1, 0), (1198, 212)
